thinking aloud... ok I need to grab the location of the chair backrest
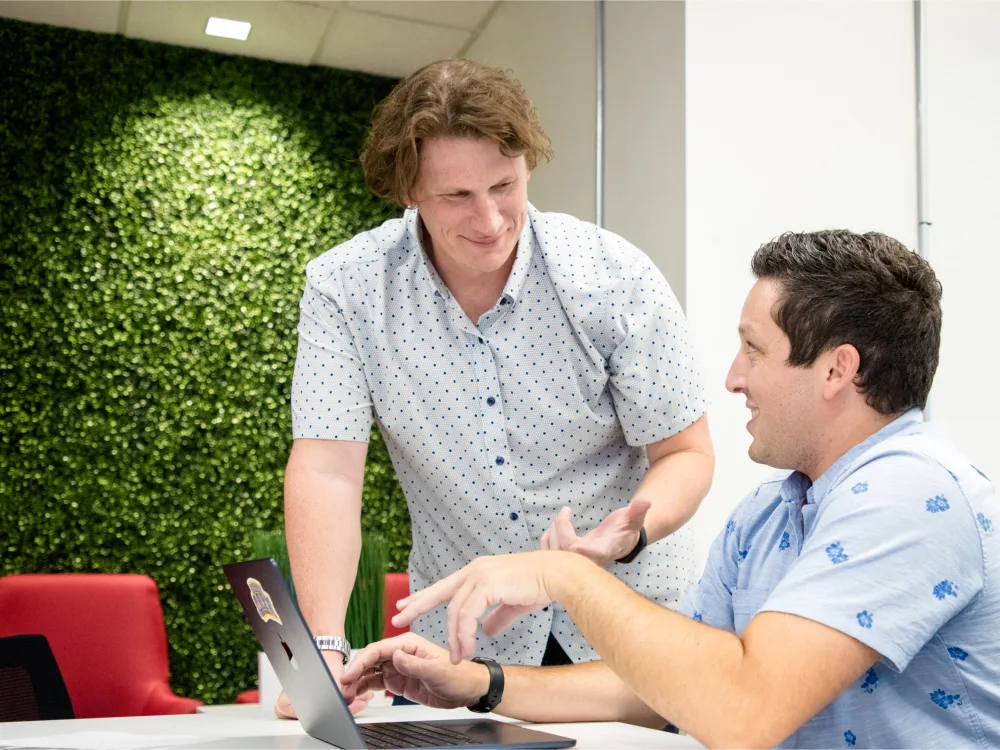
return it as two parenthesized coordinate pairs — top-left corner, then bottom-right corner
(0, 634), (74, 722)
(382, 572), (410, 639)
(0, 574), (177, 717)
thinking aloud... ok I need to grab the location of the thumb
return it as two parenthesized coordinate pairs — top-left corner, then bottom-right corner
(625, 497), (652, 529)
(392, 648), (435, 680)
(482, 603), (537, 636)
(553, 506), (579, 548)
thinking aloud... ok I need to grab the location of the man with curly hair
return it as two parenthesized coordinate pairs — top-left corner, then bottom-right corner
(278, 59), (714, 717)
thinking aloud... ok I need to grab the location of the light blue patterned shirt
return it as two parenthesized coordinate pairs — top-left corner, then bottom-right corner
(292, 206), (707, 664)
(683, 409), (999, 748)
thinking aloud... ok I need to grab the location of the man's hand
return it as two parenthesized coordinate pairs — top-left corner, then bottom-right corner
(275, 652), (375, 718)
(341, 633), (490, 709)
(539, 498), (651, 566)
(392, 551), (582, 663)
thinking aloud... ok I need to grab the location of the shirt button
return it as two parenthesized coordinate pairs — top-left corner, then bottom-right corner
(500, 298), (508, 306)
(542, 606), (549, 612)
(478, 337), (485, 344)
(495, 456), (505, 466)
(486, 396), (496, 406)
(510, 512), (518, 521)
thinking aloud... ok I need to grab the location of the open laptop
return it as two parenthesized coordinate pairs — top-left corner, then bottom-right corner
(224, 559), (576, 750)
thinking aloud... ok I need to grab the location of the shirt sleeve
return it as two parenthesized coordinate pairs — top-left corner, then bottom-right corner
(608, 260), (708, 447)
(290, 270), (373, 441)
(759, 453), (985, 672)
(680, 506), (745, 633)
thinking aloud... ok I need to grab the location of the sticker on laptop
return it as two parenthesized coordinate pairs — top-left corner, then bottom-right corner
(247, 578), (282, 624)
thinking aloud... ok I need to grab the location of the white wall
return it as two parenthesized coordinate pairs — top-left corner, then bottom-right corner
(684, 1), (919, 566)
(923, 1), (1000, 484)
(604, 1), (687, 303)
(466, 1), (597, 222)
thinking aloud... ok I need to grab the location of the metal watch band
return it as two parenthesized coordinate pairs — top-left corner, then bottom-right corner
(313, 635), (351, 664)
(468, 657), (504, 713)
(615, 526), (648, 564)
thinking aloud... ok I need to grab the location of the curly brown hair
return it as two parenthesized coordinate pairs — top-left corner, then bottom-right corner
(751, 230), (943, 415)
(360, 59), (553, 206)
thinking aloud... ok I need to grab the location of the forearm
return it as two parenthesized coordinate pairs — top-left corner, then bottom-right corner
(553, 556), (759, 747)
(284, 442), (365, 636)
(635, 446), (713, 543)
(493, 661), (665, 728)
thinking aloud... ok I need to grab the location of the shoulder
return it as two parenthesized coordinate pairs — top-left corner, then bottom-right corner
(304, 215), (408, 286)
(529, 208), (656, 291)
(831, 429), (968, 509)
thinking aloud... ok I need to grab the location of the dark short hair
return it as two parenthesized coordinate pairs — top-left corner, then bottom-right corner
(361, 59), (553, 206)
(751, 230), (942, 415)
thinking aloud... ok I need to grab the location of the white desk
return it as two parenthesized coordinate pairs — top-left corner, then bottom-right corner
(0, 703), (703, 749)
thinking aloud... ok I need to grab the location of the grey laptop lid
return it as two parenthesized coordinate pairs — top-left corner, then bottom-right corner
(223, 558), (576, 750)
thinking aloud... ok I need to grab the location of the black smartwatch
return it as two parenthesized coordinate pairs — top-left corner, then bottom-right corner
(468, 657), (504, 713)
(615, 526), (647, 564)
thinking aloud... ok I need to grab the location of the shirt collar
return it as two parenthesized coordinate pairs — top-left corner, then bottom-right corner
(403, 204), (535, 305)
(805, 407), (924, 506)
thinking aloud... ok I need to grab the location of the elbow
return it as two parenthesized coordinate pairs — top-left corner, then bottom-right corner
(694, 714), (795, 750)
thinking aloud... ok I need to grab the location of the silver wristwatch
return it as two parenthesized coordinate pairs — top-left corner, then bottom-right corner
(313, 635), (351, 664)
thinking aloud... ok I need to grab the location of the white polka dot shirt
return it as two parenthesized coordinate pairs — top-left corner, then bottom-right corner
(291, 205), (707, 664)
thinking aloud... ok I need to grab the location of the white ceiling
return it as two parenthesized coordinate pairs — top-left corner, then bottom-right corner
(0, 0), (502, 77)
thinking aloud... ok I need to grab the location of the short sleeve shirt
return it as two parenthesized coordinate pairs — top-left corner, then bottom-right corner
(682, 410), (1000, 748)
(292, 206), (708, 664)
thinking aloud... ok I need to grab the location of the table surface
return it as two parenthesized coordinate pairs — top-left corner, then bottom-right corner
(0, 703), (703, 749)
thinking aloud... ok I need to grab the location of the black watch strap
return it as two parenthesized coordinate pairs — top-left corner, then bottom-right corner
(468, 657), (504, 713)
(615, 526), (647, 564)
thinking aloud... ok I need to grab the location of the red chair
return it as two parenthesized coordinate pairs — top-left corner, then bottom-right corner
(0, 574), (202, 717)
(382, 572), (410, 639)
(237, 572), (410, 704)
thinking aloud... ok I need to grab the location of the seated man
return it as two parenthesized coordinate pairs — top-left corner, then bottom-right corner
(341, 230), (999, 748)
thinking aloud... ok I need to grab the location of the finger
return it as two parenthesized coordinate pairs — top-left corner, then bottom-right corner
(274, 691), (296, 720)
(540, 526), (552, 551)
(553, 506), (579, 549)
(445, 578), (483, 664)
(482, 603), (537, 636)
(625, 497), (653, 528)
(393, 571), (467, 628)
(343, 634), (419, 682)
(347, 691), (374, 716)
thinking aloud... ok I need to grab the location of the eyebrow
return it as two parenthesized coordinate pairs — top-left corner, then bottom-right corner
(438, 176), (516, 195)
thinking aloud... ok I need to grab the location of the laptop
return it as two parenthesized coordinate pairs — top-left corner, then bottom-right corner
(224, 559), (577, 750)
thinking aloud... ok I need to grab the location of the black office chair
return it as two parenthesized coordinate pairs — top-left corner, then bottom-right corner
(0, 634), (75, 721)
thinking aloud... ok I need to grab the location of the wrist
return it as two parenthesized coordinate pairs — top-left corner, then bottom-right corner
(465, 660), (491, 704)
(615, 526), (648, 564)
(544, 551), (587, 602)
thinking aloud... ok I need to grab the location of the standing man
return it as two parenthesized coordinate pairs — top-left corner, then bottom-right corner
(279, 58), (713, 715)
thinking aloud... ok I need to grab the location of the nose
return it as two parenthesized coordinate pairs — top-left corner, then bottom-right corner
(471, 194), (503, 236)
(725, 350), (746, 395)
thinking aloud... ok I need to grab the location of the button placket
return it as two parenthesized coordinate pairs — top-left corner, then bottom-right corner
(474, 330), (524, 542)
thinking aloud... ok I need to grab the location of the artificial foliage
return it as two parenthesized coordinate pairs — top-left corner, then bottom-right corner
(0, 19), (412, 704)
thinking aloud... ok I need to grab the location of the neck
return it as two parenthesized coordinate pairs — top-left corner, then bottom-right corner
(422, 223), (517, 323)
(801, 408), (902, 483)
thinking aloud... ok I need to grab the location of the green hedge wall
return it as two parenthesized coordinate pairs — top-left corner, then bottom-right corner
(0, 19), (412, 704)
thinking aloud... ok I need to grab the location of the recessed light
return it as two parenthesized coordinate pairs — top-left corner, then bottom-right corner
(205, 17), (251, 41)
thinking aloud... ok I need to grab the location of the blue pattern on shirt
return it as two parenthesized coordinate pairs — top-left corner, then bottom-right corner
(681, 410), (999, 747)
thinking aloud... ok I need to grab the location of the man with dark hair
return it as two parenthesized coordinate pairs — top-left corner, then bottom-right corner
(278, 59), (715, 717)
(341, 230), (999, 748)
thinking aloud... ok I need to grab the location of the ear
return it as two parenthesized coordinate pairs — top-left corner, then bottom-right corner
(821, 344), (861, 401)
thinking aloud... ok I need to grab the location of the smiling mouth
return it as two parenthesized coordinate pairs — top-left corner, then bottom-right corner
(467, 233), (505, 246)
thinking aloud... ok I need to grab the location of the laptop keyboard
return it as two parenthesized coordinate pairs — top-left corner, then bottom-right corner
(359, 721), (488, 748)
